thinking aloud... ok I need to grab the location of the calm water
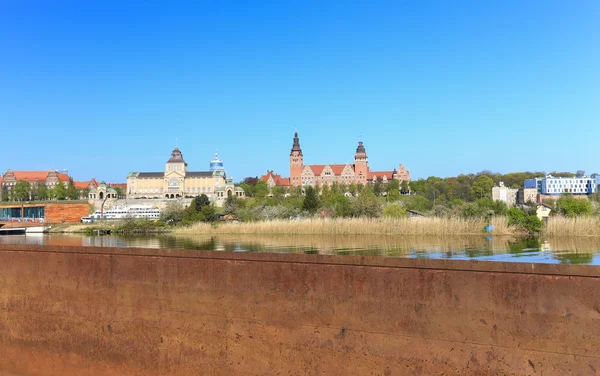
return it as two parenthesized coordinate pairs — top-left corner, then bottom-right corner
(2, 233), (600, 265)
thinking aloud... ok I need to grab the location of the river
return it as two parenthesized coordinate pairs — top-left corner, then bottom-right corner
(1, 233), (600, 264)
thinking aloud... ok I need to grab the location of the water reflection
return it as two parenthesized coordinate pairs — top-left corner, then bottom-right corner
(1, 233), (600, 265)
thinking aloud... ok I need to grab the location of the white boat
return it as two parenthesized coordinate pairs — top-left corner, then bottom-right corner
(88, 205), (162, 221)
(25, 226), (51, 234)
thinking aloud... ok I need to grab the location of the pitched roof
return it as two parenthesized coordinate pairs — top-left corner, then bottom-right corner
(137, 172), (165, 178)
(166, 147), (187, 165)
(330, 164), (351, 175)
(74, 181), (91, 189)
(308, 165), (326, 176)
(8, 171), (70, 182)
(368, 171), (395, 180)
(277, 177), (290, 186)
(260, 171), (290, 186)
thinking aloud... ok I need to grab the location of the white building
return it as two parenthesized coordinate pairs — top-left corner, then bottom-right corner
(492, 182), (518, 207)
(524, 175), (597, 196)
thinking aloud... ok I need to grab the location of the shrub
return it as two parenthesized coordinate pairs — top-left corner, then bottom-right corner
(382, 203), (407, 218)
(556, 196), (592, 217)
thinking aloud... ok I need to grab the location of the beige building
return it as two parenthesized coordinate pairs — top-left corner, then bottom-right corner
(492, 182), (518, 207)
(536, 204), (552, 221)
(517, 187), (538, 205)
(126, 148), (243, 201)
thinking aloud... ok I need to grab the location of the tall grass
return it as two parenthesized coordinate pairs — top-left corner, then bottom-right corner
(176, 216), (515, 236)
(543, 216), (600, 237)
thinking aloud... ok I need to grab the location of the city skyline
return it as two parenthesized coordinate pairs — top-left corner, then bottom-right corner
(1, 1), (599, 181)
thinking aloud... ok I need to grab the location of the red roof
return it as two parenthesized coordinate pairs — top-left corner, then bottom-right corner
(277, 177), (290, 186)
(330, 164), (350, 175)
(73, 181), (89, 189)
(368, 171), (395, 180)
(107, 183), (127, 189)
(260, 171), (290, 186)
(307, 165), (325, 176)
(8, 171), (70, 182)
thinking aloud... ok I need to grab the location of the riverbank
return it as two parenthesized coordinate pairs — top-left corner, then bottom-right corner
(48, 219), (170, 234)
(47, 216), (600, 237)
(175, 216), (514, 236)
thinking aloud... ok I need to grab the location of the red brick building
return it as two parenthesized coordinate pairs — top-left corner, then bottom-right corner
(261, 132), (410, 188)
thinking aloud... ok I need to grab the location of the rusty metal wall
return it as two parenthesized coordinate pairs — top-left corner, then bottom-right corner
(0, 244), (599, 375)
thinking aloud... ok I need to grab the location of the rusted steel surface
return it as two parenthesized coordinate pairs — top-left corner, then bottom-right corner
(0, 244), (599, 375)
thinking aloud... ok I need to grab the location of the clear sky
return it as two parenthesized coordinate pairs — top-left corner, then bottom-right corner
(1, 1), (598, 182)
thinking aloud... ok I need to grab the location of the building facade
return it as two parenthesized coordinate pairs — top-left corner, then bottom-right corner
(492, 182), (518, 207)
(517, 187), (538, 205)
(126, 148), (244, 201)
(524, 175), (597, 196)
(262, 132), (410, 189)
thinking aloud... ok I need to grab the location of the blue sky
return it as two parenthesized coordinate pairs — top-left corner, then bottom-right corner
(1, 1), (598, 182)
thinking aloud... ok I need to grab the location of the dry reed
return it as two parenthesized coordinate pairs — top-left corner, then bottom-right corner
(176, 216), (516, 236)
(543, 216), (600, 237)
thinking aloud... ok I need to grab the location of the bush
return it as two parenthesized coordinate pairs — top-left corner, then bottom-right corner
(302, 186), (320, 213)
(350, 188), (381, 218)
(382, 203), (407, 218)
(522, 215), (544, 233)
(507, 207), (526, 226)
(506, 207), (543, 234)
(556, 196), (592, 217)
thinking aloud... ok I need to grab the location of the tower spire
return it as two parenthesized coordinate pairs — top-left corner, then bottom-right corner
(290, 131), (302, 156)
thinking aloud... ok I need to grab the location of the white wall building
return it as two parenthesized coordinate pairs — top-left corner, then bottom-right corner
(524, 175), (597, 196)
(492, 182), (518, 207)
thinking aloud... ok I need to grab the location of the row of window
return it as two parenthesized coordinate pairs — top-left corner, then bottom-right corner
(135, 186), (214, 194)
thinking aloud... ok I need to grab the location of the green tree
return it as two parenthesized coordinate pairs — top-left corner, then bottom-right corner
(1, 186), (8, 201)
(350, 187), (381, 218)
(193, 194), (210, 212)
(372, 181), (383, 197)
(161, 201), (185, 224)
(30, 185), (39, 201)
(387, 180), (400, 202)
(113, 186), (124, 199)
(254, 180), (269, 200)
(400, 180), (410, 194)
(37, 185), (49, 200)
(223, 196), (237, 215)
(320, 184), (332, 201)
(81, 187), (90, 200)
(54, 182), (67, 200)
(471, 175), (495, 199)
(302, 186), (320, 213)
(67, 177), (79, 200)
(382, 203), (407, 218)
(348, 183), (357, 196)
(556, 196), (592, 217)
(507, 207), (526, 226)
(183, 194), (216, 223)
(400, 195), (432, 212)
(14, 180), (31, 201)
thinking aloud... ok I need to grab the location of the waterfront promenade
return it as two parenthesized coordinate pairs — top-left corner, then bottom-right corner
(1, 243), (599, 375)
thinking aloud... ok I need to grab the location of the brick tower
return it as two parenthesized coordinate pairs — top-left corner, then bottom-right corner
(354, 141), (369, 185)
(289, 132), (303, 187)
